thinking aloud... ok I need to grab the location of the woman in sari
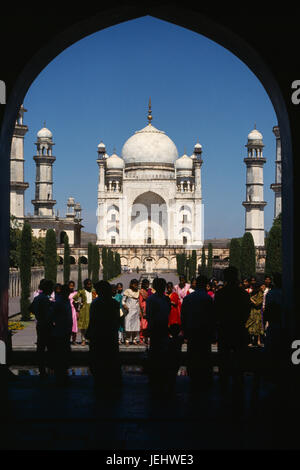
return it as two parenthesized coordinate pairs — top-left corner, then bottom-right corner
(245, 282), (265, 347)
(166, 282), (181, 326)
(139, 279), (150, 344)
(68, 280), (78, 345)
(174, 276), (191, 303)
(73, 279), (97, 346)
(122, 279), (140, 345)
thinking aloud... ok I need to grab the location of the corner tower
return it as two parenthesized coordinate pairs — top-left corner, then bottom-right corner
(242, 126), (267, 247)
(10, 104), (29, 224)
(31, 124), (56, 217)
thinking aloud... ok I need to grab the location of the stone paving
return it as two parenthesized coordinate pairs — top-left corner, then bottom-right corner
(2, 368), (298, 450)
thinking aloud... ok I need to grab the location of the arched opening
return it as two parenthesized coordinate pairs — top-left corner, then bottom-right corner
(69, 256), (76, 265)
(1, 8), (294, 344)
(79, 256), (88, 264)
(132, 191), (167, 245)
(60, 231), (67, 244)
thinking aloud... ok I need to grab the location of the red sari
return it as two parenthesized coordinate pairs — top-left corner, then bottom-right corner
(166, 291), (181, 326)
(139, 288), (149, 341)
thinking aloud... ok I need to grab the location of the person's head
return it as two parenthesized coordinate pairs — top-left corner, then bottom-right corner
(190, 277), (197, 290)
(60, 284), (71, 300)
(217, 281), (224, 290)
(111, 284), (117, 296)
(273, 272), (282, 289)
(206, 283), (212, 292)
(251, 282), (262, 296)
(196, 275), (208, 290)
(41, 280), (54, 296)
(154, 278), (166, 295)
(213, 279), (218, 286)
(250, 276), (256, 286)
(243, 278), (250, 289)
(141, 279), (150, 290)
(129, 279), (139, 291)
(179, 275), (186, 287)
(94, 280), (112, 298)
(223, 266), (239, 285)
(166, 281), (174, 294)
(260, 283), (266, 292)
(84, 278), (92, 291)
(264, 275), (272, 288)
(169, 323), (181, 337)
(117, 282), (123, 293)
(68, 280), (75, 292)
(54, 283), (62, 294)
(38, 278), (46, 291)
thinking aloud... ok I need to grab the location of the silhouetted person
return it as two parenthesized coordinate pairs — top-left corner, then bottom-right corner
(214, 267), (251, 387)
(86, 281), (121, 394)
(146, 278), (171, 395)
(264, 272), (282, 371)
(30, 279), (54, 377)
(166, 323), (184, 392)
(51, 284), (73, 385)
(181, 275), (215, 388)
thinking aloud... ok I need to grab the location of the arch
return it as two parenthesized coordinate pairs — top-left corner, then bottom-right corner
(130, 256), (141, 269)
(69, 256), (76, 265)
(0, 9), (294, 342)
(120, 256), (128, 266)
(131, 191), (168, 244)
(58, 256), (63, 265)
(79, 256), (88, 264)
(156, 257), (169, 269)
(60, 231), (67, 244)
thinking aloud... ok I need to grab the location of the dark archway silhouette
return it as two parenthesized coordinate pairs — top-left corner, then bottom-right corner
(0, 7), (294, 346)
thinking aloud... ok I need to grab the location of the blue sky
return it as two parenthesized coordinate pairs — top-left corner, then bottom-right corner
(23, 15), (277, 239)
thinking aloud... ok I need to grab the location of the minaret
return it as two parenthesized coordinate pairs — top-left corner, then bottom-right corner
(31, 124), (56, 217)
(96, 141), (107, 244)
(270, 125), (282, 218)
(242, 126), (267, 247)
(10, 104), (29, 224)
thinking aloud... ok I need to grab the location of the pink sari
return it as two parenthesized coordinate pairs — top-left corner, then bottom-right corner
(69, 291), (78, 333)
(174, 283), (191, 303)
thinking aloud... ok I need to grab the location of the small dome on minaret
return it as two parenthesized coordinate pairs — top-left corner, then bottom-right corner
(247, 125), (263, 143)
(37, 123), (53, 140)
(98, 141), (106, 150)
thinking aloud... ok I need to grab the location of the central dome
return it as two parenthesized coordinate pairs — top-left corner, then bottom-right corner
(121, 123), (178, 165)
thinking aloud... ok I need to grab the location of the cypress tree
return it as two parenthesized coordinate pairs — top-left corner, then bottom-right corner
(102, 246), (108, 280)
(190, 250), (197, 280)
(92, 245), (100, 284)
(88, 242), (93, 278)
(20, 222), (32, 321)
(77, 257), (82, 290)
(265, 213), (282, 275)
(207, 243), (213, 279)
(116, 252), (121, 276)
(44, 229), (57, 284)
(199, 246), (206, 276)
(229, 238), (241, 276)
(63, 233), (70, 284)
(107, 249), (114, 280)
(240, 232), (256, 280)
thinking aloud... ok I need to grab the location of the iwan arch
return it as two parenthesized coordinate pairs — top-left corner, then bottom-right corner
(0, 6), (295, 345)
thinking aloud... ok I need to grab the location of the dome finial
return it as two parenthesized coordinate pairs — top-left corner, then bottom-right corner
(254, 122), (256, 129)
(43, 120), (46, 128)
(147, 97), (152, 125)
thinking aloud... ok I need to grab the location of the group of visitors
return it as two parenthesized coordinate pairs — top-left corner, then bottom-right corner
(30, 267), (282, 393)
